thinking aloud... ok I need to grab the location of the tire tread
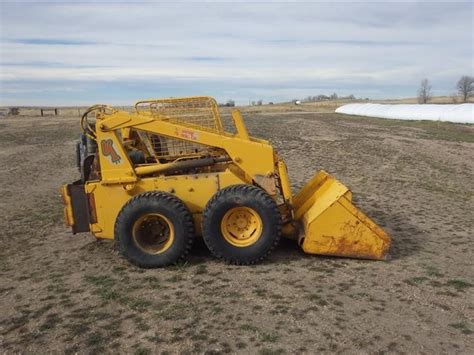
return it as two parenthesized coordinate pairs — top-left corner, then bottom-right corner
(115, 191), (194, 268)
(202, 184), (281, 265)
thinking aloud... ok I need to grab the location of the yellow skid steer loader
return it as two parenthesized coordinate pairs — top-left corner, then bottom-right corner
(60, 97), (390, 267)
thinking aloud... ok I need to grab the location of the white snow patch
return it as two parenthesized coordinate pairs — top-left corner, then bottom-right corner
(335, 104), (474, 124)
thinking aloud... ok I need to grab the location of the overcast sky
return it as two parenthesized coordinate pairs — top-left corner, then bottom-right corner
(0, 1), (472, 105)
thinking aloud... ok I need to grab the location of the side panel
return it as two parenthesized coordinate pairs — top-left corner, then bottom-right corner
(85, 170), (247, 239)
(67, 184), (91, 233)
(96, 129), (137, 184)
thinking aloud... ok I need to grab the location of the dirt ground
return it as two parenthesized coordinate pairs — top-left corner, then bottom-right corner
(0, 108), (473, 354)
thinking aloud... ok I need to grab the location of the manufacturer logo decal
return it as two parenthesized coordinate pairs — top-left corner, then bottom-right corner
(101, 139), (122, 164)
(175, 128), (199, 141)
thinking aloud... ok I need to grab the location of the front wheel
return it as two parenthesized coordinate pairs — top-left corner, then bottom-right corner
(115, 191), (195, 268)
(202, 185), (281, 265)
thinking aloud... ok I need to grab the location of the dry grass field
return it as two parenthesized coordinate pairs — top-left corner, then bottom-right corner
(0, 106), (473, 354)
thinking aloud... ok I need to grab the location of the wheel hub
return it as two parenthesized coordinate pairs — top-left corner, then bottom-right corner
(132, 213), (175, 254)
(221, 207), (263, 247)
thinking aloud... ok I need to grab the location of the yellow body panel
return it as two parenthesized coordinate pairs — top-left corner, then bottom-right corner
(60, 185), (74, 226)
(97, 130), (137, 184)
(86, 170), (246, 239)
(277, 159), (293, 206)
(295, 171), (390, 260)
(231, 110), (250, 140)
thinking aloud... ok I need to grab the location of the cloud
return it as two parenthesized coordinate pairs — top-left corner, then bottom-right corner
(12, 38), (98, 45)
(0, 1), (472, 105)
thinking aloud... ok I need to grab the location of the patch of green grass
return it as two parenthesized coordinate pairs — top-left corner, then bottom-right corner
(446, 279), (472, 291)
(64, 344), (80, 355)
(169, 261), (189, 272)
(170, 334), (183, 343)
(98, 288), (119, 302)
(65, 322), (91, 335)
(307, 293), (328, 306)
(404, 276), (428, 286)
(135, 347), (151, 355)
(145, 333), (163, 344)
(270, 305), (289, 315)
(416, 123), (474, 143)
(39, 313), (61, 331)
(191, 333), (208, 341)
(240, 323), (259, 332)
(449, 322), (473, 335)
(86, 332), (104, 347)
(156, 303), (188, 320)
(260, 332), (279, 343)
(425, 266), (443, 277)
(211, 305), (223, 315)
(253, 288), (267, 297)
(307, 293), (321, 301)
(84, 275), (116, 288)
(143, 275), (159, 282)
(134, 317), (150, 331)
(143, 275), (161, 289)
(113, 265), (126, 272)
(227, 291), (242, 299)
(128, 298), (152, 311)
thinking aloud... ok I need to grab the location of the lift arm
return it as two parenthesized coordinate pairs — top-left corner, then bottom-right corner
(94, 110), (276, 185)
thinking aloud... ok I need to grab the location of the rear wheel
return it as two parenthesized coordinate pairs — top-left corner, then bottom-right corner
(202, 185), (281, 264)
(115, 192), (194, 268)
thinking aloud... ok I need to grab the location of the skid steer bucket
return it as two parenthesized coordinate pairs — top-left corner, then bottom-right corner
(294, 171), (390, 260)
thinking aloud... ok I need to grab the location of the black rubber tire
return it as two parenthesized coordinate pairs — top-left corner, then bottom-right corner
(202, 185), (281, 265)
(115, 191), (195, 268)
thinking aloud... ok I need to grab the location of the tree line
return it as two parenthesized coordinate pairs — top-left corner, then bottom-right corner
(221, 76), (473, 107)
(418, 76), (473, 104)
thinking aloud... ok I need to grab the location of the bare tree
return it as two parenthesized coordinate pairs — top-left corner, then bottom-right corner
(456, 76), (474, 103)
(418, 78), (432, 104)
